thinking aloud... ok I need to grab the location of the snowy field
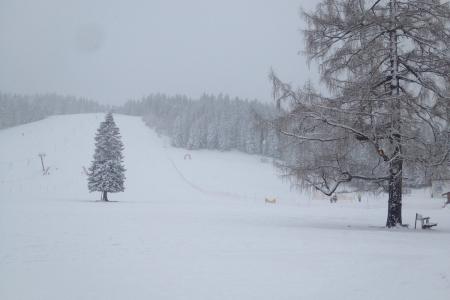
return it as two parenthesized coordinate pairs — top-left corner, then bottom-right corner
(1, 114), (450, 300)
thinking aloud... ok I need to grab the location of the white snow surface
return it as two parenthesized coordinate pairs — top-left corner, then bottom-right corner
(1, 114), (449, 300)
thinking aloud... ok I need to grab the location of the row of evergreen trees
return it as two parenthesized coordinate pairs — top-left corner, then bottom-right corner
(1, 91), (290, 159)
(120, 94), (297, 160)
(0, 92), (105, 129)
(1, 91), (302, 164)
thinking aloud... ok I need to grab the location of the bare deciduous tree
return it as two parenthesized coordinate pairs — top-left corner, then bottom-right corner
(271, 0), (450, 227)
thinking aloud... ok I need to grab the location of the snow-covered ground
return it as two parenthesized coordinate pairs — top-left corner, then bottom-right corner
(1, 114), (449, 300)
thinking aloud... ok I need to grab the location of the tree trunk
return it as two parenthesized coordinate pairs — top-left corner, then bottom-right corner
(102, 191), (109, 201)
(386, 156), (403, 227)
(386, 0), (403, 228)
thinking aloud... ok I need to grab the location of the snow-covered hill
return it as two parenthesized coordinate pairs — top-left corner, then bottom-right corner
(1, 114), (449, 300)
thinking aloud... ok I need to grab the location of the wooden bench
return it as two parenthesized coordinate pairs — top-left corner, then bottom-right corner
(415, 213), (437, 229)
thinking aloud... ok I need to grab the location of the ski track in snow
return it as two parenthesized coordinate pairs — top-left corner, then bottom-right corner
(0, 113), (450, 300)
(165, 148), (255, 201)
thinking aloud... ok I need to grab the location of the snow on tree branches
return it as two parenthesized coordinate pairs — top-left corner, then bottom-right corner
(271, 0), (450, 227)
(88, 113), (126, 201)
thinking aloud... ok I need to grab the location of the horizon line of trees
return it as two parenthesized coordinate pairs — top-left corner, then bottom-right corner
(120, 93), (302, 160)
(0, 92), (106, 129)
(0, 90), (304, 168)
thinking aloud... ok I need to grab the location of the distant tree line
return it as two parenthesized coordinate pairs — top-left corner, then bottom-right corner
(120, 93), (301, 161)
(0, 92), (105, 129)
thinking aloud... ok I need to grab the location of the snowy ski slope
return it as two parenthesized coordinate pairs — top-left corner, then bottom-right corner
(1, 114), (449, 300)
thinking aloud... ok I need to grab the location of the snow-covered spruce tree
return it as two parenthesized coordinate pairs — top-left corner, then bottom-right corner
(88, 113), (126, 201)
(271, 0), (450, 227)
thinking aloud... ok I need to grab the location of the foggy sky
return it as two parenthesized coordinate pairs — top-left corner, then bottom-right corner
(0, 0), (318, 104)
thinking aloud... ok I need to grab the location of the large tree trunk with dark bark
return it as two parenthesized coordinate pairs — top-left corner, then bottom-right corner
(386, 156), (403, 227)
(385, 0), (403, 228)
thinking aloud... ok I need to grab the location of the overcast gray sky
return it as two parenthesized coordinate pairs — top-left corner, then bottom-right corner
(0, 0), (318, 104)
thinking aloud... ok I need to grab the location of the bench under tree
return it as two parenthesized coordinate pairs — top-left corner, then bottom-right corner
(415, 213), (437, 229)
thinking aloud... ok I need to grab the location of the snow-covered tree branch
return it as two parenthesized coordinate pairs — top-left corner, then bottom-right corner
(272, 0), (450, 227)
